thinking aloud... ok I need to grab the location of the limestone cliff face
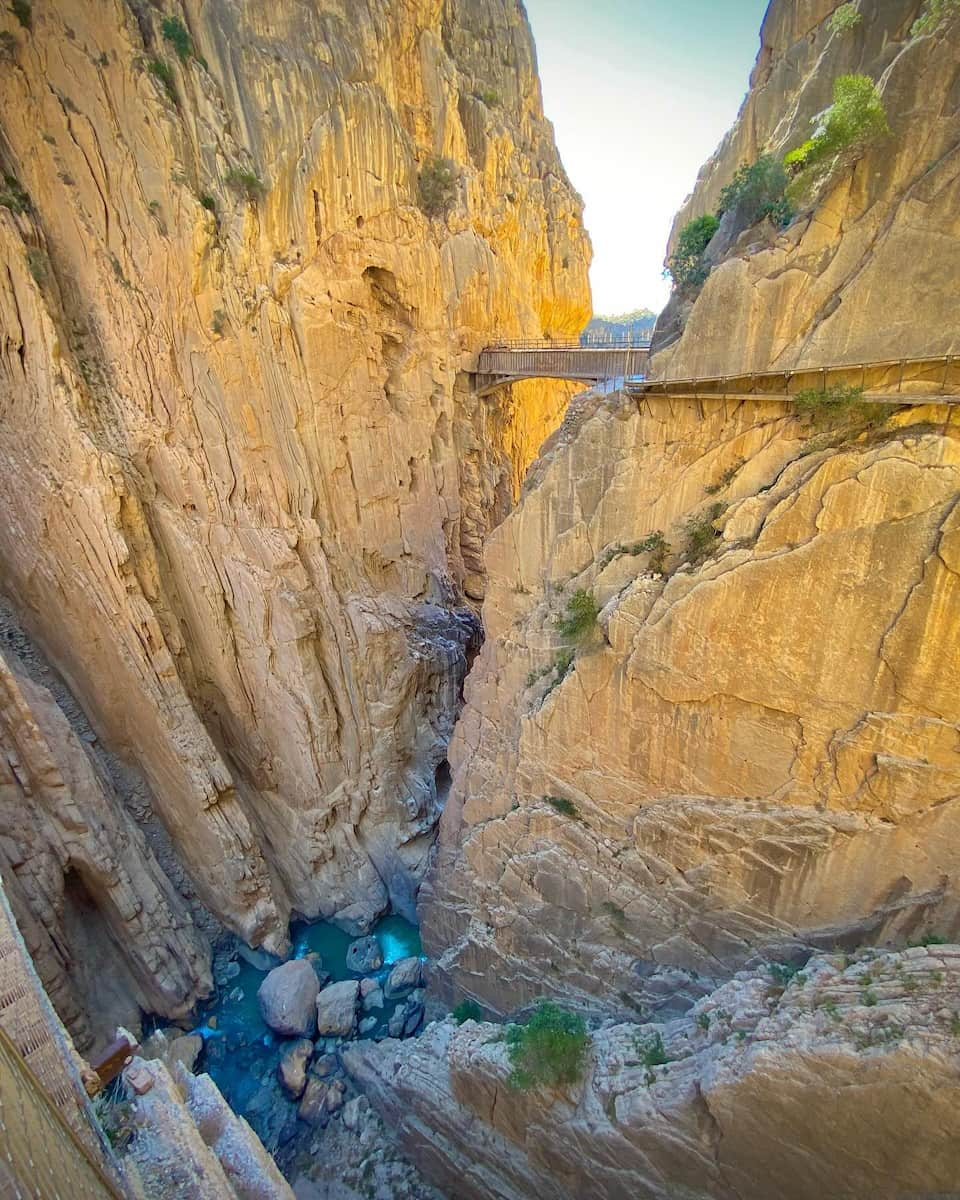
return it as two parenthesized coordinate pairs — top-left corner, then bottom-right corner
(346, 946), (960, 1200)
(653, 0), (960, 371)
(422, 0), (960, 1017)
(423, 391), (960, 1014)
(0, 0), (590, 1036)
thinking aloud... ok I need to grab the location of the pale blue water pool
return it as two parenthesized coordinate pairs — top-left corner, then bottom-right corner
(188, 914), (422, 1150)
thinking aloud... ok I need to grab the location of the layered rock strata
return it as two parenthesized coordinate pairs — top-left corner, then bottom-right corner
(0, 0), (590, 1037)
(345, 946), (960, 1200)
(0, 644), (211, 1050)
(423, 390), (960, 1014)
(422, 0), (960, 1019)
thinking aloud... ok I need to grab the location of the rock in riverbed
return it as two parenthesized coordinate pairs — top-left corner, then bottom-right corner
(346, 936), (383, 973)
(278, 1038), (314, 1099)
(298, 1077), (346, 1128)
(385, 957), (423, 998)
(258, 960), (320, 1038)
(316, 980), (360, 1037)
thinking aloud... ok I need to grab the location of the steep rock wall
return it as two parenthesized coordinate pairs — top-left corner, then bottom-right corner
(0, 0), (590, 1032)
(652, 0), (960, 370)
(423, 390), (960, 1014)
(421, 0), (960, 1021)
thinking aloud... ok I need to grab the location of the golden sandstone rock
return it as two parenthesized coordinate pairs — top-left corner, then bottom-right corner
(422, 1), (960, 1017)
(0, 0), (588, 1042)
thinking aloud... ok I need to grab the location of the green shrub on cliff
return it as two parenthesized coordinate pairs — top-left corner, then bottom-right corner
(452, 999), (484, 1024)
(793, 383), (887, 432)
(9, 0), (31, 30)
(828, 3), (862, 33)
(666, 213), (719, 291)
(225, 167), (266, 202)
(683, 502), (725, 565)
(506, 1000), (588, 1089)
(718, 155), (793, 228)
(911, 0), (960, 36)
(555, 588), (599, 642)
(784, 74), (889, 177)
(0, 173), (30, 215)
(417, 156), (458, 218)
(161, 16), (194, 62)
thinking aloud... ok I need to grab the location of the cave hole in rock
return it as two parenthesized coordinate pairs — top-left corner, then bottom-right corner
(434, 759), (452, 808)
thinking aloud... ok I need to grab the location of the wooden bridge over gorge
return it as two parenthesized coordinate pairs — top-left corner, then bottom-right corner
(474, 342), (960, 408)
(474, 335), (651, 396)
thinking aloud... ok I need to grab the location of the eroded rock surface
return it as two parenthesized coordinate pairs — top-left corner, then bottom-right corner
(345, 948), (960, 1200)
(423, 390), (960, 1014)
(422, 0), (960, 1021)
(0, 644), (211, 1050)
(0, 0), (589, 1038)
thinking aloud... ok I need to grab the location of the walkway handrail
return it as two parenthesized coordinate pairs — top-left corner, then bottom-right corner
(484, 335), (653, 351)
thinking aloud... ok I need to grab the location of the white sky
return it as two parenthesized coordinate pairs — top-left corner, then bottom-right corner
(523, 0), (770, 315)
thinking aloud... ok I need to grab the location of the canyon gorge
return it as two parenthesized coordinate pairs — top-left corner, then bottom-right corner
(0, 0), (959, 1198)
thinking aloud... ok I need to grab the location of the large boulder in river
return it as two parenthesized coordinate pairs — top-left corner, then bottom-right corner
(316, 980), (360, 1037)
(385, 956), (423, 998)
(346, 935), (383, 973)
(257, 960), (319, 1037)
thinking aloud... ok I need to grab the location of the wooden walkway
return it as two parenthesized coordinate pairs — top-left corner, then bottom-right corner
(474, 343), (959, 407)
(626, 355), (960, 407)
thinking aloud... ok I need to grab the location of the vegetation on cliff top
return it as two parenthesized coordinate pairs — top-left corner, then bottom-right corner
(506, 1000), (588, 1089)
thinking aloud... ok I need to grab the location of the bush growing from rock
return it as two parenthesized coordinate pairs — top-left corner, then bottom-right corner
(506, 1000), (588, 1089)
(634, 1030), (669, 1068)
(147, 57), (177, 103)
(683, 502), (725, 565)
(911, 0), (960, 36)
(452, 999), (483, 1024)
(555, 588), (599, 641)
(718, 154), (793, 228)
(0, 173), (30, 214)
(10, 0), (30, 30)
(784, 74), (889, 178)
(417, 156), (458, 218)
(225, 167), (266, 201)
(161, 16), (194, 62)
(828, 3), (862, 33)
(665, 213), (719, 290)
(544, 794), (578, 819)
(793, 383), (886, 431)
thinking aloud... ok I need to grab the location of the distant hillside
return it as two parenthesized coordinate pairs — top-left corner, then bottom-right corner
(584, 308), (657, 340)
